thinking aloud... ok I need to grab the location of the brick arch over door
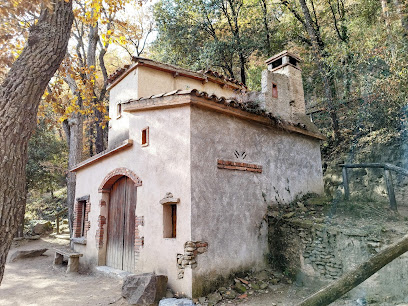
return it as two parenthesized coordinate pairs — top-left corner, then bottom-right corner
(98, 168), (142, 193)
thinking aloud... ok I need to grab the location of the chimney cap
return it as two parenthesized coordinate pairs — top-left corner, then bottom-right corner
(265, 50), (301, 65)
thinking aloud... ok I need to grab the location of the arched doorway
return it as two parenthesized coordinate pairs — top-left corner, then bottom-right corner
(106, 176), (137, 272)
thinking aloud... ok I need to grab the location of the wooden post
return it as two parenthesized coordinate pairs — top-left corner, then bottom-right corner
(56, 215), (60, 235)
(342, 167), (350, 200)
(298, 234), (408, 306)
(384, 169), (397, 211)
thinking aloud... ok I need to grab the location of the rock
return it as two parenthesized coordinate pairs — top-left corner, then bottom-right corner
(270, 278), (279, 285)
(207, 292), (222, 304)
(196, 247), (207, 253)
(159, 298), (194, 306)
(234, 282), (247, 294)
(238, 294), (248, 300)
(259, 282), (268, 290)
(218, 287), (227, 294)
(122, 273), (168, 305)
(198, 297), (207, 304)
(255, 270), (269, 280)
(283, 212), (295, 219)
(32, 221), (52, 235)
(251, 283), (260, 290)
(268, 211), (279, 218)
(9, 248), (47, 262)
(26, 235), (40, 240)
(222, 289), (237, 299)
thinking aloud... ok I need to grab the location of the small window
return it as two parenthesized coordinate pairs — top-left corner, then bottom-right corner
(271, 57), (283, 69)
(74, 200), (87, 238)
(272, 83), (278, 98)
(163, 204), (177, 238)
(116, 103), (122, 118)
(142, 127), (149, 146)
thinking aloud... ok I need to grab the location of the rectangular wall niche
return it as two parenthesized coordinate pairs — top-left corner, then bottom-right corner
(272, 83), (278, 98)
(163, 204), (177, 238)
(142, 127), (149, 146)
(217, 159), (262, 173)
(160, 192), (180, 239)
(116, 103), (122, 119)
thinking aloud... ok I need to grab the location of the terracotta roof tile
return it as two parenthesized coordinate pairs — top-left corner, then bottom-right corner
(202, 69), (246, 87)
(123, 89), (315, 133)
(107, 58), (247, 90)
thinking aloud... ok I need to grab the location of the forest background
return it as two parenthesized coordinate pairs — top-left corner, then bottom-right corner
(0, 0), (407, 284)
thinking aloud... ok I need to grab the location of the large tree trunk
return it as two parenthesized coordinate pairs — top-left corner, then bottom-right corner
(299, 234), (408, 306)
(298, 0), (341, 142)
(0, 0), (73, 284)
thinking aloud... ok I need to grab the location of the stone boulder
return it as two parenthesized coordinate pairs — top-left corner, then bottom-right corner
(33, 221), (52, 235)
(122, 273), (168, 305)
(9, 248), (48, 262)
(158, 298), (194, 306)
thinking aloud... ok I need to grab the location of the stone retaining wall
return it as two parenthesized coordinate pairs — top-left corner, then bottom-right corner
(268, 217), (408, 303)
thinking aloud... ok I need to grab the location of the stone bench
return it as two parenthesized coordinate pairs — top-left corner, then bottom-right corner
(54, 248), (83, 273)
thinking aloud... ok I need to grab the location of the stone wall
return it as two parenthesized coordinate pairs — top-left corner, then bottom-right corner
(268, 216), (408, 303)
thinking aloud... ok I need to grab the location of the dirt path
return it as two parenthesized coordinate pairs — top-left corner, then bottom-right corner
(1, 237), (390, 306)
(0, 237), (126, 306)
(0, 237), (313, 306)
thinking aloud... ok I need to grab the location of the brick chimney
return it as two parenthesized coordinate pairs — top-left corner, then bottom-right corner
(261, 50), (305, 120)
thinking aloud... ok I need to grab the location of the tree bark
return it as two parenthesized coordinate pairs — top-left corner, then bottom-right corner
(298, 234), (408, 306)
(260, 0), (272, 53)
(62, 74), (84, 237)
(298, 0), (341, 142)
(394, 0), (408, 35)
(63, 115), (83, 236)
(0, 0), (73, 284)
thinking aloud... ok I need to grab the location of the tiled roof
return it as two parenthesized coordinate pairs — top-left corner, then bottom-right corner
(107, 64), (131, 84)
(265, 50), (301, 65)
(122, 89), (323, 139)
(107, 57), (247, 90)
(201, 69), (245, 87)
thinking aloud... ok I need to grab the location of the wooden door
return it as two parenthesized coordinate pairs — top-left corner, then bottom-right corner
(106, 177), (136, 272)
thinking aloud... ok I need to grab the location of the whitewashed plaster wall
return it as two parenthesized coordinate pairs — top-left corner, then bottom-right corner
(189, 106), (324, 296)
(107, 66), (239, 149)
(74, 106), (193, 296)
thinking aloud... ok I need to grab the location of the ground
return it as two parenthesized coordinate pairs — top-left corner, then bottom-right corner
(0, 237), (125, 306)
(1, 234), (407, 306)
(0, 236), (315, 306)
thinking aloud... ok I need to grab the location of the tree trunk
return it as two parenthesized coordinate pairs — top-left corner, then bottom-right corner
(381, 0), (390, 27)
(63, 114), (83, 236)
(87, 22), (105, 154)
(298, 234), (408, 306)
(298, 0), (341, 142)
(260, 0), (272, 53)
(14, 205), (25, 238)
(95, 109), (105, 153)
(394, 0), (408, 35)
(0, 0), (73, 284)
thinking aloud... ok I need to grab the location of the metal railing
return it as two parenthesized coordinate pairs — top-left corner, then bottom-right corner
(339, 163), (408, 211)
